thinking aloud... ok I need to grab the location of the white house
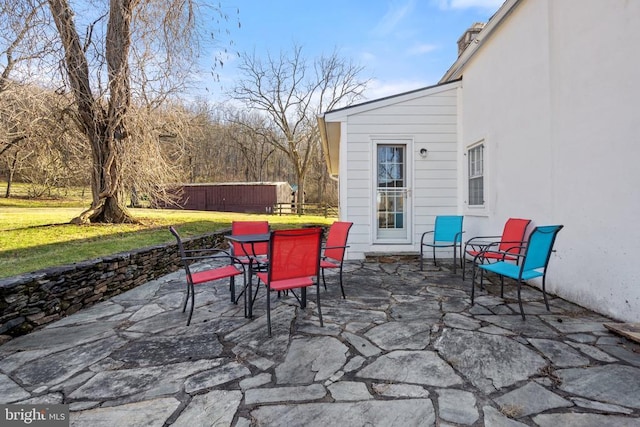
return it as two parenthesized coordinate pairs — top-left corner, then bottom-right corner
(318, 0), (640, 323)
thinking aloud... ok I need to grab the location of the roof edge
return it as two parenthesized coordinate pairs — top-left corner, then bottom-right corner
(440, 0), (523, 83)
(322, 78), (462, 120)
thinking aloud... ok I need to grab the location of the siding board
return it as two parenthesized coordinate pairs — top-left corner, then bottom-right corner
(341, 83), (460, 259)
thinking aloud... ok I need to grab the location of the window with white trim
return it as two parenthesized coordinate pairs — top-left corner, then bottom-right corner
(468, 144), (484, 206)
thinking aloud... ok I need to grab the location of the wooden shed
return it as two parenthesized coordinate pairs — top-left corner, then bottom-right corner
(168, 182), (292, 214)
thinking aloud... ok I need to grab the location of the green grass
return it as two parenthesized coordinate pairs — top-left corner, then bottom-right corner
(0, 183), (334, 278)
(0, 182), (92, 208)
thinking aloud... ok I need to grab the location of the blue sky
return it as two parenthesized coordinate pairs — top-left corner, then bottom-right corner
(207, 0), (504, 102)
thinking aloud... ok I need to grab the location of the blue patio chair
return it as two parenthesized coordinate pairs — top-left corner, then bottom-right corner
(472, 224), (564, 320)
(420, 215), (464, 273)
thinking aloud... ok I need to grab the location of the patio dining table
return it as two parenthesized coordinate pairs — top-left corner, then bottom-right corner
(225, 232), (271, 318)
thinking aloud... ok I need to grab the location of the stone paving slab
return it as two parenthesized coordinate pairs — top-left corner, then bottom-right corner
(251, 399), (436, 426)
(1, 259), (639, 426)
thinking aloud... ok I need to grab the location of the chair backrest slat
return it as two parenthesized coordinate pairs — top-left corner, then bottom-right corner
(498, 218), (531, 254)
(268, 228), (322, 282)
(522, 225), (564, 272)
(324, 222), (353, 261)
(433, 215), (464, 242)
(231, 221), (269, 257)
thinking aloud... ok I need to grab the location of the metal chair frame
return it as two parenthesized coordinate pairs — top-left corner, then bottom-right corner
(420, 215), (465, 273)
(320, 221), (353, 298)
(170, 226), (244, 326)
(256, 227), (323, 336)
(472, 225), (564, 320)
(463, 218), (531, 281)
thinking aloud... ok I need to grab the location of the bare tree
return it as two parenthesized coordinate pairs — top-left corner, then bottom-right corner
(45, 0), (234, 223)
(0, 81), (81, 197)
(222, 107), (277, 182)
(229, 45), (368, 210)
(0, 0), (60, 192)
(0, 0), (56, 93)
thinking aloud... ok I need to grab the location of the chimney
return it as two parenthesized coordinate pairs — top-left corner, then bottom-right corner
(457, 22), (485, 56)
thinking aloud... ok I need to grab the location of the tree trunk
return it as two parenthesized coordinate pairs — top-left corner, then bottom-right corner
(295, 166), (305, 215)
(49, 0), (135, 224)
(5, 152), (18, 198)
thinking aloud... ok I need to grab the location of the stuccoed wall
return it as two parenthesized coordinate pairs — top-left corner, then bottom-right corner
(0, 231), (226, 342)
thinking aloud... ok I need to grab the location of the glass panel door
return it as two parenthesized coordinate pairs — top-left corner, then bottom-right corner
(376, 144), (409, 241)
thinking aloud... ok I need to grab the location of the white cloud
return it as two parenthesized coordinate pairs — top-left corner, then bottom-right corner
(359, 51), (377, 63)
(407, 43), (438, 56)
(438, 0), (505, 10)
(372, 0), (416, 36)
(363, 78), (433, 101)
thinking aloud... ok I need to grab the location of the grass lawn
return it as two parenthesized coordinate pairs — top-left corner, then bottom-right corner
(0, 183), (334, 278)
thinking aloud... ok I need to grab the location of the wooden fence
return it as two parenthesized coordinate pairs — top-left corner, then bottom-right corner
(273, 203), (338, 218)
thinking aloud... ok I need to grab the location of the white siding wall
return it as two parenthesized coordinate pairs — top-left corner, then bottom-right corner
(336, 84), (460, 260)
(460, 0), (640, 322)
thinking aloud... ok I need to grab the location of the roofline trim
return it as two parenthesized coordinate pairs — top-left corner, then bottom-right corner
(321, 78), (462, 120)
(439, 0), (523, 83)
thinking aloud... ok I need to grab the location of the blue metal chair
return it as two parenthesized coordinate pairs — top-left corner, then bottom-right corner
(420, 215), (464, 273)
(473, 225), (564, 320)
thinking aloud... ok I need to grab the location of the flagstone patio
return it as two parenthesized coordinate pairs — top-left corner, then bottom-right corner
(1, 258), (639, 426)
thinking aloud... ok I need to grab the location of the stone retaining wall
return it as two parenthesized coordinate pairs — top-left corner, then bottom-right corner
(0, 231), (226, 341)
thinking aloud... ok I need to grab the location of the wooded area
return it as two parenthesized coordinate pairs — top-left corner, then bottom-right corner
(0, 1), (368, 221)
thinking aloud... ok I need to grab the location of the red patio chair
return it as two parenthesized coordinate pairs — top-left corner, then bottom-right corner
(320, 221), (353, 298)
(230, 221), (269, 259)
(169, 226), (244, 326)
(230, 221), (270, 303)
(256, 227), (323, 336)
(463, 218), (531, 281)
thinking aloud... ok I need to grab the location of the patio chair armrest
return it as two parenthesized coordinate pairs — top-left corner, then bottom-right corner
(496, 240), (527, 251)
(183, 253), (231, 261)
(420, 230), (434, 245)
(465, 235), (501, 245)
(473, 247), (525, 263)
(322, 244), (349, 250)
(183, 247), (231, 256)
(501, 244), (526, 255)
(465, 240), (500, 252)
(182, 248), (235, 261)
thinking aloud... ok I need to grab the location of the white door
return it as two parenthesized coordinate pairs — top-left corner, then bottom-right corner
(375, 142), (410, 242)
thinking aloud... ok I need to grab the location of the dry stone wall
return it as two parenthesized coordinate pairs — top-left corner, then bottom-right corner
(0, 231), (226, 341)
